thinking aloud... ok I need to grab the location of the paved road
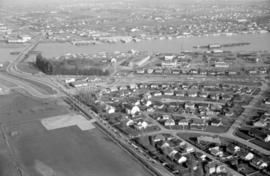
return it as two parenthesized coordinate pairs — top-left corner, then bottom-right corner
(3, 36), (64, 98)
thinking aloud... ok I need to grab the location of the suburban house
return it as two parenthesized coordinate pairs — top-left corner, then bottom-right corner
(248, 128), (270, 142)
(106, 105), (116, 114)
(153, 91), (162, 96)
(136, 69), (145, 74)
(164, 119), (176, 126)
(175, 91), (186, 97)
(135, 120), (148, 130)
(187, 91), (198, 98)
(209, 146), (224, 157)
(226, 144), (241, 154)
(178, 119), (189, 127)
(174, 153), (187, 164)
(163, 90), (174, 96)
(250, 156), (268, 170)
(185, 102), (196, 109)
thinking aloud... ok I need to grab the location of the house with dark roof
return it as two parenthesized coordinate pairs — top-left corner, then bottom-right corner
(249, 128), (270, 142)
(226, 143), (241, 154)
(250, 156), (268, 170)
(238, 163), (256, 176)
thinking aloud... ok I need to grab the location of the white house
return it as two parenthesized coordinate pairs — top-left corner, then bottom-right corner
(106, 105), (116, 114)
(185, 146), (195, 153)
(111, 58), (117, 63)
(244, 153), (254, 161)
(135, 121), (148, 130)
(164, 119), (175, 126)
(153, 91), (162, 96)
(146, 100), (152, 107)
(264, 134), (270, 142)
(126, 119), (134, 126)
(178, 119), (189, 126)
(176, 156), (187, 164)
(131, 106), (140, 115)
(164, 55), (175, 61)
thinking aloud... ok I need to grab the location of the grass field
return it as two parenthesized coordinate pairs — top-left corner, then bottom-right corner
(4, 72), (57, 95)
(17, 62), (40, 75)
(0, 93), (70, 176)
(0, 93), (69, 125)
(6, 123), (152, 176)
(0, 93), (153, 176)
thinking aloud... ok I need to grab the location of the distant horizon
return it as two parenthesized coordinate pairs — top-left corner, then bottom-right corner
(0, 0), (267, 7)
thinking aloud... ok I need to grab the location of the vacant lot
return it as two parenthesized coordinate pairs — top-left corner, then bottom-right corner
(0, 93), (153, 176)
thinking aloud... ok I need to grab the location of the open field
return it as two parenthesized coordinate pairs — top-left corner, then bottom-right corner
(0, 93), (153, 176)
(0, 93), (70, 176)
(0, 144), (18, 176)
(5, 122), (153, 176)
(0, 45), (24, 63)
(0, 93), (69, 125)
(17, 62), (40, 75)
(2, 72), (57, 95)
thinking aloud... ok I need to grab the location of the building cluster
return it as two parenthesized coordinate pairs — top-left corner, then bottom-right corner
(132, 134), (230, 176)
(100, 80), (254, 135)
(0, 22), (32, 43)
(136, 52), (269, 76)
(236, 95), (270, 151)
(190, 136), (270, 176)
(2, 0), (269, 45)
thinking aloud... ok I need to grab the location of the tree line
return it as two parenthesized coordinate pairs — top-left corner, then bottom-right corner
(35, 54), (109, 76)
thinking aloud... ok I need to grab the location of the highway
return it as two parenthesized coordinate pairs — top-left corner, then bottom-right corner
(3, 36), (64, 98)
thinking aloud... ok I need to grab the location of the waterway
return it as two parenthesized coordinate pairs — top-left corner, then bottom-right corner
(37, 33), (270, 58)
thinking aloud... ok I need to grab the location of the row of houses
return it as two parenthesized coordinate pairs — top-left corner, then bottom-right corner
(151, 90), (233, 101)
(253, 111), (270, 128)
(136, 67), (268, 76)
(149, 134), (228, 175)
(248, 128), (270, 143)
(195, 137), (270, 176)
(108, 82), (255, 95)
(223, 143), (269, 176)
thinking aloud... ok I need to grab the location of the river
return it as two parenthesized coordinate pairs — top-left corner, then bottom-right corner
(36, 33), (270, 58)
